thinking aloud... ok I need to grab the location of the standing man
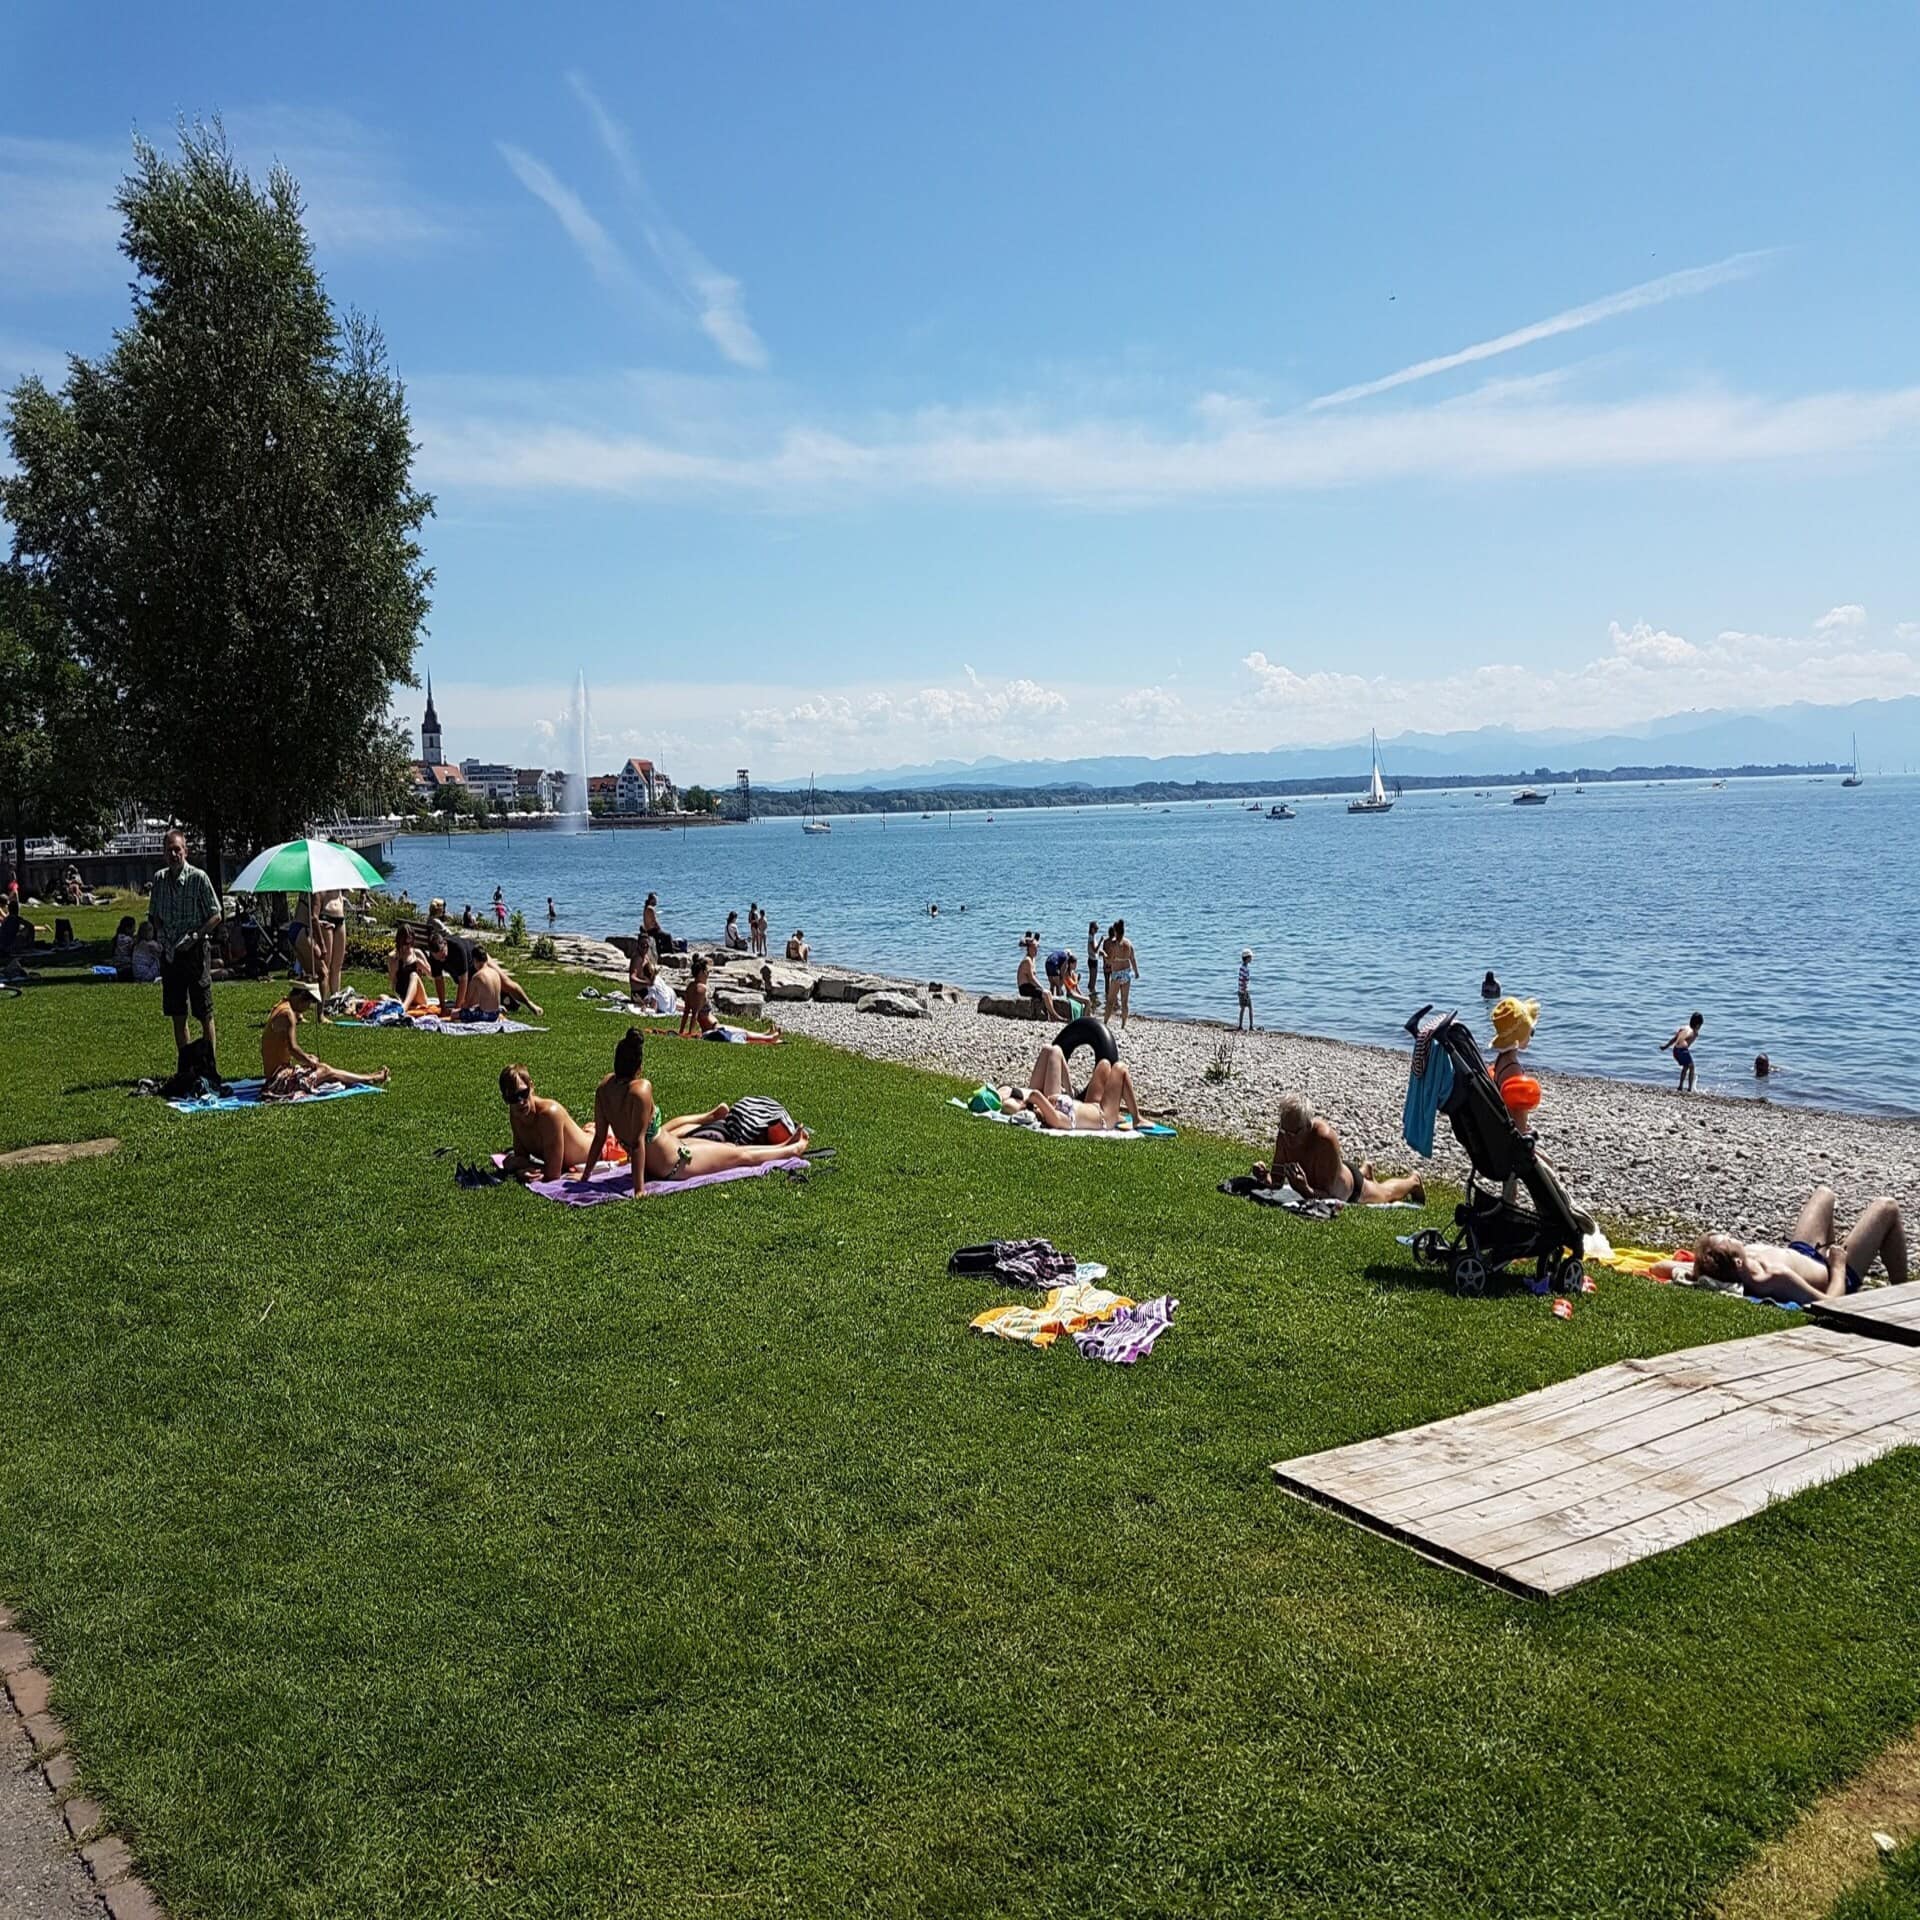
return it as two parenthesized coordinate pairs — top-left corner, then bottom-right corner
(149, 828), (221, 1069)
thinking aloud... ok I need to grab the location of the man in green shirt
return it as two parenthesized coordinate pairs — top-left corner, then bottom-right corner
(149, 829), (221, 1060)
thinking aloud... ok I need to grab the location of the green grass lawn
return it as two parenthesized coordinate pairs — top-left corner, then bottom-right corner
(3, 906), (1918, 1917)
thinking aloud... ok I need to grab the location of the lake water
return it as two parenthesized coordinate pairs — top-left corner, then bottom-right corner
(384, 775), (1917, 1117)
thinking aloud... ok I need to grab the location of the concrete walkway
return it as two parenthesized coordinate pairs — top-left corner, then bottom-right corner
(0, 1700), (100, 1919)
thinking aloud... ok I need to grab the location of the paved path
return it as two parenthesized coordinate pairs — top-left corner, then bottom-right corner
(0, 1700), (100, 1919)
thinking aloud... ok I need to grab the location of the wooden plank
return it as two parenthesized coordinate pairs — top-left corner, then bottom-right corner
(1271, 1331), (1920, 1598)
(1812, 1281), (1920, 1345)
(1454, 1364), (1920, 1574)
(1279, 1332), (1834, 1507)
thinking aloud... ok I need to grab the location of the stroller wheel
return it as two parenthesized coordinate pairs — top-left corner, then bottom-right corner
(1555, 1257), (1586, 1296)
(1451, 1255), (1488, 1298)
(1411, 1229), (1444, 1266)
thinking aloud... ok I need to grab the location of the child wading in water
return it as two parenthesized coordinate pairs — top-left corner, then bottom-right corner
(1662, 1011), (1704, 1093)
(1237, 949), (1254, 1031)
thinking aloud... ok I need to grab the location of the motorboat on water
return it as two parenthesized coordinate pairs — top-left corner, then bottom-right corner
(1348, 731), (1394, 815)
(1512, 788), (1551, 806)
(1267, 803), (1296, 819)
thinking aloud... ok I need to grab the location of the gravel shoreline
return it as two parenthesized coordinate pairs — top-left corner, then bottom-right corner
(769, 996), (1920, 1240)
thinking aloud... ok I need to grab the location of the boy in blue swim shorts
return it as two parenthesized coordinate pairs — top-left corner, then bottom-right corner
(1661, 1010), (1704, 1092)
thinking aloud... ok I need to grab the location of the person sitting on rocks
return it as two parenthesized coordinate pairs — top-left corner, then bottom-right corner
(261, 980), (390, 1100)
(786, 929), (810, 963)
(498, 1062), (604, 1181)
(999, 1039), (1145, 1132)
(1252, 1092), (1425, 1206)
(724, 910), (748, 951)
(1693, 1186), (1907, 1303)
(1016, 931), (1061, 1018)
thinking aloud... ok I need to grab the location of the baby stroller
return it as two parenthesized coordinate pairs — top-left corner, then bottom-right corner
(1401, 1005), (1593, 1297)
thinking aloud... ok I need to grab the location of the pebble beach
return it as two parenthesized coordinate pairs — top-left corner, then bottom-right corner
(770, 996), (1920, 1241)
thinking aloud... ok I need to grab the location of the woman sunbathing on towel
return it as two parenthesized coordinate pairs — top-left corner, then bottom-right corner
(1693, 1186), (1908, 1303)
(389, 923), (434, 1015)
(261, 981), (390, 1100)
(679, 955), (780, 1043)
(498, 1062), (605, 1181)
(999, 1040), (1145, 1132)
(581, 1028), (808, 1196)
(1251, 1092), (1425, 1206)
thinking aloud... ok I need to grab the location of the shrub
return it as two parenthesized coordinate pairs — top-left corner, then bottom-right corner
(531, 935), (557, 962)
(507, 910), (526, 949)
(1202, 1037), (1237, 1084)
(345, 930), (395, 971)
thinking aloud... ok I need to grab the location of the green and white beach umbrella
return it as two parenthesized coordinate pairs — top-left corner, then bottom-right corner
(229, 837), (385, 895)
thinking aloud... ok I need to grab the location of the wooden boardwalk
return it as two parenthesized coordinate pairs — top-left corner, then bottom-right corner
(1272, 1329), (1920, 1598)
(1811, 1280), (1920, 1346)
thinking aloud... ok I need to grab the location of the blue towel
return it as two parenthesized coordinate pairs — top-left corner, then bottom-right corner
(1402, 1047), (1454, 1156)
(92, 964), (119, 976)
(166, 1078), (385, 1115)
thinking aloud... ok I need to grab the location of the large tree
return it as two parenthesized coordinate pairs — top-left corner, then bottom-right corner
(0, 566), (130, 880)
(1, 121), (432, 884)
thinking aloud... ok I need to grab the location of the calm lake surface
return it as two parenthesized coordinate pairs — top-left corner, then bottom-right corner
(385, 775), (1916, 1117)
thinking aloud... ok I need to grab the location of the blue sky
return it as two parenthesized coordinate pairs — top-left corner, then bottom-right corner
(3, 1), (1917, 781)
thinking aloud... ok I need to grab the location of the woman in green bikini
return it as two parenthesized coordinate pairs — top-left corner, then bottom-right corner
(581, 1028), (810, 1197)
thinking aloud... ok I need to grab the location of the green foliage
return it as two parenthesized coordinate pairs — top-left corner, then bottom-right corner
(505, 909), (526, 948)
(0, 120), (432, 883)
(4, 940), (1920, 1917)
(429, 782), (486, 822)
(0, 566), (130, 868)
(682, 783), (719, 814)
(530, 933), (557, 961)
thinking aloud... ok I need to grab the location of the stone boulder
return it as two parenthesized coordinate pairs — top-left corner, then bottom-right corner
(547, 935), (630, 976)
(713, 988), (766, 1019)
(604, 933), (642, 959)
(856, 990), (927, 1019)
(759, 963), (816, 1001)
(978, 993), (1046, 1020)
(813, 971), (892, 1003)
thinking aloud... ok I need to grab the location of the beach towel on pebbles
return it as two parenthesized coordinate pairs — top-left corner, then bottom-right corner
(946, 1099), (1174, 1139)
(406, 1014), (544, 1036)
(166, 1078), (385, 1115)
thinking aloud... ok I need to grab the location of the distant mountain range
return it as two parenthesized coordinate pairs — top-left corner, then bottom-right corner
(758, 695), (1913, 792)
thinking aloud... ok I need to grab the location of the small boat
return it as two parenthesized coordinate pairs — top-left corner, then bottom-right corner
(1348, 731), (1394, 815)
(1842, 734), (1864, 788)
(801, 773), (830, 835)
(1512, 788), (1550, 806)
(1267, 803), (1296, 820)
(1710, 779), (1726, 790)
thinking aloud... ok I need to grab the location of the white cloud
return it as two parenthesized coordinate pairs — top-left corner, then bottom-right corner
(496, 143), (645, 299)
(565, 72), (768, 371)
(1815, 603), (1866, 631)
(0, 117), (457, 295)
(1239, 613), (1920, 743)
(416, 378), (1920, 506)
(1309, 251), (1776, 410)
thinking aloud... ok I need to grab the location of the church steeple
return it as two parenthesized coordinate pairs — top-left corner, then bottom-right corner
(421, 676), (443, 764)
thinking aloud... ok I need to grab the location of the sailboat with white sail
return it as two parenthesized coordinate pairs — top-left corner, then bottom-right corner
(801, 774), (831, 834)
(1347, 731), (1395, 815)
(1842, 734), (1864, 788)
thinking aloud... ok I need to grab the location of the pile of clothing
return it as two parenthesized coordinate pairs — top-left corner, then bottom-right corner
(952, 1238), (1178, 1365)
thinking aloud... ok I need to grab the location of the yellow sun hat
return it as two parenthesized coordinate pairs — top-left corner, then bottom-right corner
(1489, 995), (1540, 1052)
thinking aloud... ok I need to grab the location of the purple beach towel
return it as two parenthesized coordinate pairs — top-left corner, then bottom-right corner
(490, 1153), (811, 1207)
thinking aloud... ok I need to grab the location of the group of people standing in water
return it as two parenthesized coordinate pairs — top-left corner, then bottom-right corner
(1017, 920), (1141, 1026)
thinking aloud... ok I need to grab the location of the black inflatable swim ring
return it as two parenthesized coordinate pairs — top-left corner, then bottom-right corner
(1053, 1015), (1119, 1098)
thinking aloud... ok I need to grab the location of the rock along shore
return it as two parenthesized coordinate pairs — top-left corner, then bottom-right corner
(543, 933), (1919, 1241)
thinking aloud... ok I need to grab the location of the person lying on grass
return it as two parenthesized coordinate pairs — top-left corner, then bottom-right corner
(999, 1040), (1146, 1132)
(261, 981), (390, 1102)
(1693, 1185), (1908, 1303)
(497, 1062), (603, 1181)
(580, 1027), (810, 1197)
(1251, 1092), (1425, 1206)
